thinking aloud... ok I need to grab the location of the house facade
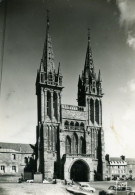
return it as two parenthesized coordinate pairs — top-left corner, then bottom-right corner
(0, 142), (35, 181)
(105, 155), (135, 180)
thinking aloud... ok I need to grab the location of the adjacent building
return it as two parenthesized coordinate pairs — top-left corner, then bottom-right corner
(105, 155), (135, 180)
(0, 142), (35, 181)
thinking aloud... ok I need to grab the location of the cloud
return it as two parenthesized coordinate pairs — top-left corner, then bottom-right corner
(119, 79), (135, 93)
(116, 0), (135, 25)
(116, 0), (135, 50)
(127, 33), (135, 50)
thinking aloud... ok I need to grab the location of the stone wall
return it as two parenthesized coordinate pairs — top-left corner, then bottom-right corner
(0, 150), (33, 176)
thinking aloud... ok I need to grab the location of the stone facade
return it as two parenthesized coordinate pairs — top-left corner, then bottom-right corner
(105, 155), (135, 180)
(35, 15), (105, 181)
(0, 142), (35, 180)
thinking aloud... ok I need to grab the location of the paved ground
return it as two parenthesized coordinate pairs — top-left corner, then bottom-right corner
(0, 181), (134, 195)
(0, 183), (71, 195)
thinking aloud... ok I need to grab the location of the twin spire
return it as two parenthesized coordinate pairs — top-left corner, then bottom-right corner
(37, 10), (62, 87)
(37, 11), (102, 94)
(78, 28), (102, 99)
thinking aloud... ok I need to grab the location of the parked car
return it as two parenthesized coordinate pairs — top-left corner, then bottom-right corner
(79, 183), (96, 193)
(127, 191), (135, 195)
(26, 179), (34, 183)
(105, 185), (132, 195)
(43, 179), (50, 184)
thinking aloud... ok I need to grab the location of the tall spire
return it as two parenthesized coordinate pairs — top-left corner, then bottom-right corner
(42, 10), (55, 76)
(84, 28), (94, 73)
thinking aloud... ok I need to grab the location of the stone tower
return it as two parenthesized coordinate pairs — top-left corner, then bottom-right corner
(35, 15), (105, 181)
(77, 30), (105, 180)
(36, 13), (63, 179)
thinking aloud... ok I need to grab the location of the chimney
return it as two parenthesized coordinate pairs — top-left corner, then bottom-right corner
(121, 155), (125, 161)
(105, 154), (110, 162)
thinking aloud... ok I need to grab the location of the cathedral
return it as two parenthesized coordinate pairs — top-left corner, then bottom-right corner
(35, 14), (105, 182)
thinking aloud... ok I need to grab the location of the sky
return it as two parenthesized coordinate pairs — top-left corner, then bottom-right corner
(0, 0), (135, 158)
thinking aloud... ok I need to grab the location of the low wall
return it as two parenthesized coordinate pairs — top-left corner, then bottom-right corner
(0, 175), (20, 183)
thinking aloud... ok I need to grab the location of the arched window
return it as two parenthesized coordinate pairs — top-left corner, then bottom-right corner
(90, 99), (94, 124)
(47, 126), (49, 150)
(95, 99), (99, 124)
(48, 126), (52, 150)
(47, 91), (51, 118)
(66, 136), (71, 154)
(55, 75), (58, 83)
(54, 126), (57, 151)
(73, 134), (78, 154)
(70, 121), (74, 130)
(100, 100), (102, 124)
(75, 122), (79, 130)
(59, 76), (62, 86)
(53, 92), (57, 119)
(51, 126), (53, 150)
(48, 72), (52, 82)
(80, 122), (84, 130)
(80, 137), (85, 154)
(41, 73), (45, 83)
(64, 121), (69, 129)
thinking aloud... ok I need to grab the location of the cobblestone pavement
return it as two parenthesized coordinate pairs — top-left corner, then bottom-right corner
(0, 181), (134, 195)
(0, 183), (71, 195)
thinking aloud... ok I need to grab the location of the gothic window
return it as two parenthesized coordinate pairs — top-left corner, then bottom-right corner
(55, 75), (58, 83)
(41, 73), (45, 83)
(80, 122), (84, 130)
(80, 137), (85, 154)
(51, 126), (53, 150)
(95, 99), (99, 124)
(64, 121), (69, 129)
(70, 121), (74, 130)
(90, 99), (94, 124)
(93, 81), (95, 87)
(53, 92), (57, 119)
(53, 126), (57, 151)
(59, 76), (62, 86)
(48, 126), (52, 150)
(47, 91), (51, 118)
(73, 134), (78, 154)
(100, 100), (102, 124)
(48, 72), (52, 82)
(66, 136), (71, 154)
(75, 122), (79, 130)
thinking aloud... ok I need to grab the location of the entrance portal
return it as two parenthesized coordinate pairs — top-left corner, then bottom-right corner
(70, 160), (89, 181)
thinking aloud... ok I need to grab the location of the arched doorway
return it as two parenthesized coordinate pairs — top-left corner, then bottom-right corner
(70, 160), (89, 181)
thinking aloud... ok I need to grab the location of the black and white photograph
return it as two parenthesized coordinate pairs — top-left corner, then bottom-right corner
(0, 0), (135, 194)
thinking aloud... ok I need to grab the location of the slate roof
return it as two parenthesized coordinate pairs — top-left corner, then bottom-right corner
(0, 142), (34, 153)
(110, 157), (123, 161)
(126, 158), (135, 165)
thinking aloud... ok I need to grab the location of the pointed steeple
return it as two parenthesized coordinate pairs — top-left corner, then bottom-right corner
(36, 11), (63, 87)
(42, 10), (55, 76)
(58, 62), (61, 75)
(78, 75), (82, 87)
(39, 59), (44, 72)
(98, 69), (102, 82)
(84, 28), (94, 73)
